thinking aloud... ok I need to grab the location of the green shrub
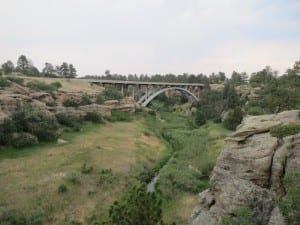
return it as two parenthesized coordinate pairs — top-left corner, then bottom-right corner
(148, 110), (156, 116)
(81, 163), (93, 174)
(65, 172), (81, 185)
(98, 168), (115, 185)
(277, 171), (300, 225)
(0, 209), (45, 225)
(0, 118), (16, 145)
(12, 104), (60, 142)
(26, 80), (61, 93)
(194, 109), (206, 126)
(96, 94), (105, 104)
(103, 184), (174, 225)
(58, 184), (68, 193)
(6, 76), (24, 85)
(63, 98), (80, 107)
(55, 113), (82, 131)
(51, 81), (62, 89)
(245, 106), (264, 115)
(102, 85), (122, 100)
(84, 112), (102, 123)
(0, 77), (11, 88)
(224, 107), (243, 130)
(270, 124), (300, 138)
(106, 110), (130, 122)
(80, 93), (93, 105)
(221, 208), (256, 225)
(46, 100), (57, 107)
(11, 132), (38, 148)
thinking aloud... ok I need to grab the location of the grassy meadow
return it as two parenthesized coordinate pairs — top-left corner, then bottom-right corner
(0, 111), (230, 225)
(0, 121), (166, 224)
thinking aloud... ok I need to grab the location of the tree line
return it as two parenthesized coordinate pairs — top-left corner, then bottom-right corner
(1, 55), (77, 78)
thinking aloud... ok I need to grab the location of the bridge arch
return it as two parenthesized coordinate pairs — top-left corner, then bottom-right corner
(140, 87), (199, 107)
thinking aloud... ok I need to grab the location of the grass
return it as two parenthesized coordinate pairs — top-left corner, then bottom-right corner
(0, 121), (167, 224)
(141, 111), (230, 225)
(0, 111), (230, 225)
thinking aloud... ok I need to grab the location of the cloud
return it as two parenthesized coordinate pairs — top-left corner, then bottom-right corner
(0, 0), (299, 76)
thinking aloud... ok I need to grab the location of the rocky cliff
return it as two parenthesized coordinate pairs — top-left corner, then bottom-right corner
(190, 110), (300, 225)
(0, 80), (136, 121)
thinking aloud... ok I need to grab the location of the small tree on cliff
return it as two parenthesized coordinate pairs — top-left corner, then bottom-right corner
(103, 184), (175, 225)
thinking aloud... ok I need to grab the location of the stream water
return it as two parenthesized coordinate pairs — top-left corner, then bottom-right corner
(147, 175), (159, 192)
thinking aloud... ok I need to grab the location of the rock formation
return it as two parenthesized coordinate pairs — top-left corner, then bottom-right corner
(190, 110), (300, 225)
(0, 79), (136, 121)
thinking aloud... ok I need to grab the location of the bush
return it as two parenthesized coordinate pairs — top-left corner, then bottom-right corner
(98, 168), (115, 185)
(270, 124), (300, 138)
(81, 163), (93, 174)
(12, 104), (60, 142)
(224, 107), (243, 130)
(0, 118), (16, 145)
(103, 184), (174, 225)
(106, 110), (130, 122)
(51, 81), (62, 89)
(80, 93), (93, 105)
(46, 100), (57, 107)
(245, 106), (264, 116)
(221, 208), (256, 225)
(58, 184), (68, 193)
(65, 172), (81, 185)
(55, 113), (82, 131)
(26, 81), (61, 93)
(63, 98), (80, 107)
(277, 171), (300, 225)
(194, 109), (206, 126)
(102, 85), (122, 100)
(0, 209), (45, 225)
(0, 77), (11, 88)
(84, 112), (102, 123)
(96, 94), (105, 104)
(11, 132), (38, 148)
(6, 77), (24, 85)
(148, 110), (156, 116)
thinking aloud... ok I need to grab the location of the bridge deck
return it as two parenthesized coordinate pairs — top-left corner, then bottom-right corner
(85, 79), (205, 87)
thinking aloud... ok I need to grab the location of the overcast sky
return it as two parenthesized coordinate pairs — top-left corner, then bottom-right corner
(0, 0), (299, 76)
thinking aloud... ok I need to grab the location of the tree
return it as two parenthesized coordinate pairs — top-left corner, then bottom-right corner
(16, 55), (30, 72)
(1, 60), (14, 74)
(230, 71), (248, 86)
(16, 55), (40, 76)
(224, 107), (243, 130)
(68, 64), (77, 78)
(194, 109), (206, 126)
(42, 62), (56, 77)
(103, 184), (175, 225)
(223, 82), (240, 110)
(59, 62), (69, 77)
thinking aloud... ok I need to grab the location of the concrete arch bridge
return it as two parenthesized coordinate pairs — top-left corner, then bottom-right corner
(87, 79), (205, 107)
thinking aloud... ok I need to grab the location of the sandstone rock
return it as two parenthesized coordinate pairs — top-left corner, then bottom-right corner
(0, 94), (33, 116)
(5, 82), (31, 95)
(270, 137), (292, 197)
(30, 92), (54, 104)
(267, 207), (285, 225)
(190, 110), (300, 225)
(285, 133), (300, 176)
(226, 110), (300, 143)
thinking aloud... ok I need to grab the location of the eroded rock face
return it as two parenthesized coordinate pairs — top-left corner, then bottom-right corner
(190, 110), (300, 225)
(0, 84), (136, 121)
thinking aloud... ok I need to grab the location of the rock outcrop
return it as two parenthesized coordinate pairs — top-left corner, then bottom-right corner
(0, 80), (136, 121)
(190, 110), (300, 225)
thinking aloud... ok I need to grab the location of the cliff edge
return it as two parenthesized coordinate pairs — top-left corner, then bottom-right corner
(190, 110), (300, 225)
